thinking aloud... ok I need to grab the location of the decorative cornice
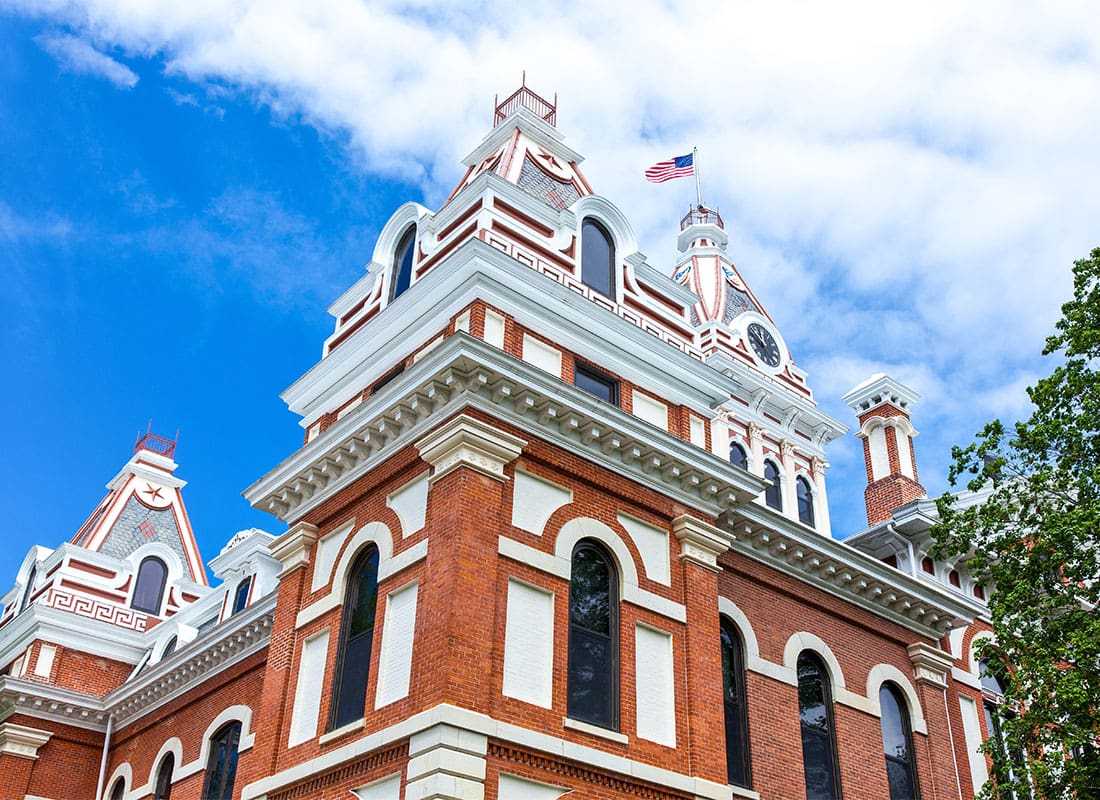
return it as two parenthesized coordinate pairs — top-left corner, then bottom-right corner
(106, 596), (275, 728)
(415, 414), (526, 483)
(268, 522), (319, 575)
(907, 642), (955, 689)
(671, 515), (729, 572)
(247, 336), (766, 523)
(724, 503), (976, 639)
(0, 678), (108, 732)
(0, 722), (52, 759)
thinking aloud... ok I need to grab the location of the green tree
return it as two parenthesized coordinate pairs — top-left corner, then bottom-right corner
(933, 247), (1100, 800)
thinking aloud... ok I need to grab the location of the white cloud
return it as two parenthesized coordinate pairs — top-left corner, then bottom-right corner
(7, 0), (1100, 532)
(34, 32), (138, 88)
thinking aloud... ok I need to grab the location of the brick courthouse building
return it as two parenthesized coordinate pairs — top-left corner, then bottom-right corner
(0, 88), (1007, 800)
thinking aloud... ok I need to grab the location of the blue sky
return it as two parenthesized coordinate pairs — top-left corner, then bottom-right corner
(3, 2), (1099, 593)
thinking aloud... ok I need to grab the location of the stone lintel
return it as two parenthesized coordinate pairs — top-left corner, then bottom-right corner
(671, 515), (729, 572)
(416, 415), (526, 485)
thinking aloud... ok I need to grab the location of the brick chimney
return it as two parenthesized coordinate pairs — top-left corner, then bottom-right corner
(843, 374), (926, 525)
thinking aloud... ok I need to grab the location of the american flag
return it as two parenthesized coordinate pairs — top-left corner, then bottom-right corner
(645, 153), (694, 183)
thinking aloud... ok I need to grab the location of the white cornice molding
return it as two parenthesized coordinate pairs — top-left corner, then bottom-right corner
(0, 677), (108, 732)
(282, 238), (729, 425)
(105, 595), (275, 728)
(0, 721), (52, 758)
(415, 414), (526, 483)
(725, 503), (976, 639)
(247, 335), (767, 524)
(0, 604), (148, 669)
(707, 352), (847, 452)
(671, 515), (729, 572)
(843, 373), (920, 415)
(462, 107), (582, 168)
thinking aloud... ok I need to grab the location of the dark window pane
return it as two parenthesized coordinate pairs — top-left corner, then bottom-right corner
(721, 620), (751, 787)
(729, 443), (748, 470)
(798, 653), (839, 799)
(880, 684), (918, 800)
(567, 542), (617, 729)
(155, 753), (174, 800)
(331, 547), (380, 729)
(162, 636), (177, 658)
(886, 758), (915, 800)
(797, 477), (815, 527)
(133, 557), (168, 614)
(109, 779), (125, 800)
(979, 659), (1007, 696)
(391, 226), (416, 300)
(581, 219), (614, 297)
(764, 461), (782, 510)
(202, 722), (241, 800)
(574, 363), (619, 406)
(232, 577), (251, 615)
(20, 564), (37, 612)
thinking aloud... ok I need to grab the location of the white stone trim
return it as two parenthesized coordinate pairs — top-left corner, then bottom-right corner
(197, 704), (255, 769)
(352, 772), (402, 800)
(0, 723), (51, 759)
(783, 632), (875, 715)
(103, 762), (132, 798)
(671, 515), (728, 572)
(968, 631), (996, 675)
(562, 717), (629, 744)
(241, 703), (730, 800)
(312, 519), (354, 593)
(617, 513), (671, 585)
(296, 523), (428, 630)
(387, 471), (430, 538)
(416, 414), (526, 484)
(146, 737), (184, 788)
(268, 522), (319, 576)
(512, 470), (572, 537)
(865, 664), (928, 735)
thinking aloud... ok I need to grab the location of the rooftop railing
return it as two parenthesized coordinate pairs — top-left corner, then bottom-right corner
(494, 79), (557, 127)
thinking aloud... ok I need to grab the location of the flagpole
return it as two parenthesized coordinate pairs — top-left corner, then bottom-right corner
(693, 146), (702, 209)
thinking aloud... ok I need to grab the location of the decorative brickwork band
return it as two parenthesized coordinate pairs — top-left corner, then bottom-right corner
(269, 522), (320, 575)
(416, 414), (526, 484)
(0, 723), (52, 759)
(907, 642), (954, 690)
(671, 515), (729, 571)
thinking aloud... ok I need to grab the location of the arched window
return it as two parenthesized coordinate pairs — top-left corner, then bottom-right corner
(109, 778), (125, 800)
(880, 683), (919, 800)
(796, 476), (815, 527)
(580, 219), (615, 298)
(132, 557), (168, 614)
(154, 752), (175, 800)
(720, 619), (751, 787)
(567, 540), (618, 730)
(330, 546), (380, 730)
(201, 721), (241, 800)
(948, 569), (961, 588)
(798, 651), (840, 800)
(162, 636), (177, 659)
(979, 660), (1027, 798)
(764, 460), (782, 510)
(729, 442), (748, 470)
(19, 563), (37, 613)
(390, 225), (416, 301)
(921, 556), (935, 574)
(232, 577), (252, 615)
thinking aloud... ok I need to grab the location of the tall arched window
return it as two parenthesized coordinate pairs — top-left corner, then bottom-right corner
(19, 563), (37, 613)
(232, 577), (252, 615)
(979, 660), (1027, 799)
(390, 225), (416, 301)
(330, 546), (380, 730)
(720, 619), (751, 787)
(109, 777), (125, 800)
(162, 636), (178, 659)
(729, 442), (748, 470)
(880, 682), (919, 800)
(796, 476), (815, 527)
(798, 651), (840, 800)
(132, 556), (168, 614)
(580, 219), (615, 298)
(567, 540), (618, 730)
(201, 721), (241, 800)
(764, 460), (782, 510)
(154, 752), (175, 800)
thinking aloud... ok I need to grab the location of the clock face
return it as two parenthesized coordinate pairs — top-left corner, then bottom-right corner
(747, 322), (782, 367)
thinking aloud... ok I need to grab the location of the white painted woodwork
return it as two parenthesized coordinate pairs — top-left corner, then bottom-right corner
(511, 470), (572, 536)
(632, 392), (669, 430)
(498, 773), (570, 800)
(502, 580), (554, 708)
(617, 513), (670, 585)
(959, 694), (989, 790)
(635, 624), (676, 746)
(868, 424), (889, 481)
(375, 581), (419, 708)
(34, 644), (56, 678)
(387, 471), (430, 537)
(521, 334), (563, 378)
(288, 629), (330, 747)
(352, 773), (402, 800)
(312, 521), (353, 593)
(484, 309), (506, 349)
